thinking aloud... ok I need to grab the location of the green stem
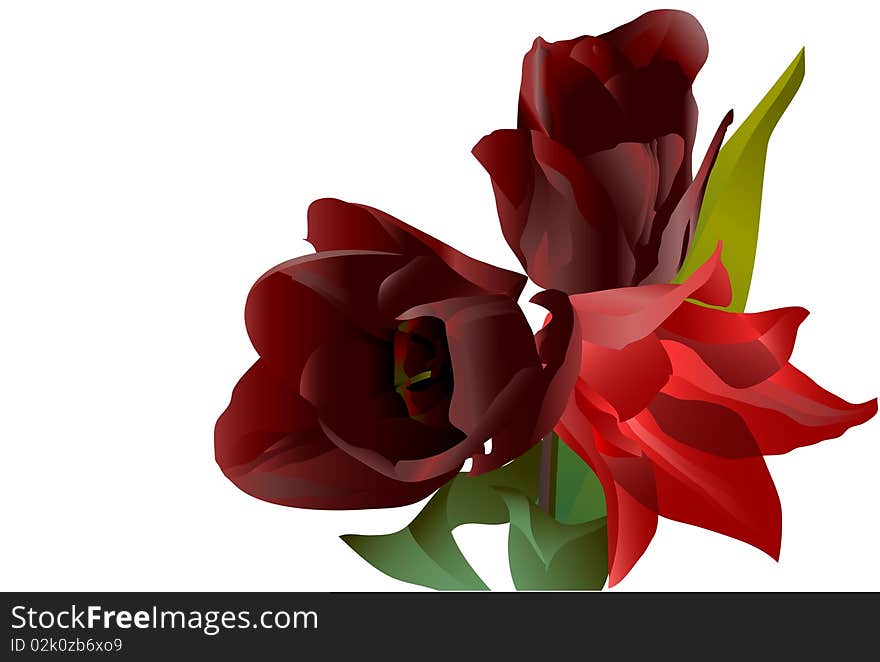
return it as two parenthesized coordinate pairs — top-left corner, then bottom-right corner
(537, 432), (558, 515)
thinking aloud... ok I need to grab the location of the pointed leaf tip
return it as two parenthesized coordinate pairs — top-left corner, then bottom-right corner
(675, 48), (806, 312)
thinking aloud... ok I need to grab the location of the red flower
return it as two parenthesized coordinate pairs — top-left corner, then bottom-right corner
(215, 199), (579, 509)
(554, 246), (877, 585)
(473, 10), (732, 294)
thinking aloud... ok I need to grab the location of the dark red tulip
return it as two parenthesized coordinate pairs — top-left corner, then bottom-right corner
(215, 199), (580, 509)
(554, 246), (877, 585)
(474, 9), (732, 294)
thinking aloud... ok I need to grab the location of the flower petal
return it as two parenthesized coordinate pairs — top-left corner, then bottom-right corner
(657, 304), (808, 387)
(599, 9), (708, 148)
(579, 335), (672, 421)
(530, 289), (582, 441)
(602, 9), (709, 83)
(627, 411), (782, 561)
(518, 36), (624, 153)
(661, 341), (878, 456)
(557, 249), (876, 585)
(382, 291), (581, 479)
(306, 198), (526, 299)
(556, 410), (658, 587)
(473, 128), (639, 293)
(579, 140), (665, 249)
(645, 111), (733, 284)
(246, 250), (406, 383)
(215, 361), (453, 509)
(398, 296), (542, 473)
(570, 243), (731, 349)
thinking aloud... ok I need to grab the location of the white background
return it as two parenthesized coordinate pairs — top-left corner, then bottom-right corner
(1, 1), (877, 592)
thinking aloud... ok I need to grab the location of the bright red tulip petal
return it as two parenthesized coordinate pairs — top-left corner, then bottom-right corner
(571, 244), (730, 349)
(630, 410), (782, 560)
(558, 251), (877, 584)
(657, 304), (808, 388)
(579, 335), (671, 421)
(661, 342), (878, 455)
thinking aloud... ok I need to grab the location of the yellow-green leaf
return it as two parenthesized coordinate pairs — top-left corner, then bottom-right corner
(675, 48), (805, 312)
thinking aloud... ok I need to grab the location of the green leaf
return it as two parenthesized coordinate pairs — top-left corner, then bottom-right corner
(675, 48), (805, 312)
(342, 445), (542, 590)
(554, 436), (606, 525)
(499, 488), (608, 590)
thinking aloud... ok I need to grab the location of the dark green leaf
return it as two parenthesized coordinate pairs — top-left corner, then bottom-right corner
(554, 436), (606, 525)
(499, 488), (608, 590)
(342, 445), (542, 590)
(675, 48), (805, 312)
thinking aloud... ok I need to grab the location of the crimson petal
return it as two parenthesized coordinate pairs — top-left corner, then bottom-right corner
(558, 250), (877, 584)
(391, 292), (579, 478)
(602, 9), (709, 83)
(215, 361), (454, 509)
(306, 198), (526, 299)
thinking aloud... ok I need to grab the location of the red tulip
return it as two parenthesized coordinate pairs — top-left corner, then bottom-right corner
(215, 199), (579, 509)
(474, 10), (732, 294)
(555, 246), (877, 585)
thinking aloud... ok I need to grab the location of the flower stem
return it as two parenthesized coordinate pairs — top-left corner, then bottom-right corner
(537, 432), (558, 515)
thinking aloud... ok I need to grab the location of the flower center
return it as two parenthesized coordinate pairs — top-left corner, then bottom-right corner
(392, 317), (453, 428)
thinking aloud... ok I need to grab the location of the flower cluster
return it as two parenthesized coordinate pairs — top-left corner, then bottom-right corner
(215, 10), (875, 588)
